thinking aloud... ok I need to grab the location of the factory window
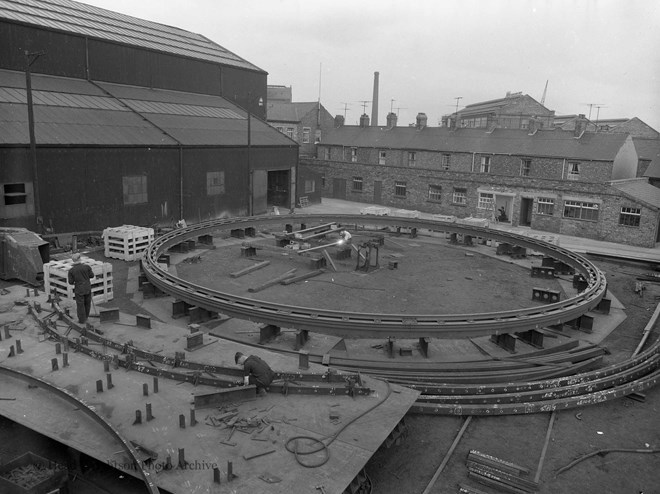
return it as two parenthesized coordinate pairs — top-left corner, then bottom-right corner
(286, 127), (294, 139)
(452, 188), (467, 205)
(3, 183), (27, 205)
(563, 200), (599, 221)
(394, 181), (407, 197)
(520, 159), (532, 177)
(408, 151), (417, 166)
(352, 176), (363, 191)
(122, 176), (147, 205)
(304, 179), (315, 194)
(428, 185), (442, 202)
(206, 171), (225, 196)
(619, 207), (641, 227)
(302, 127), (311, 143)
(477, 192), (494, 209)
(379, 150), (387, 165)
(567, 162), (580, 180)
(350, 147), (358, 163)
(480, 156), (491, 173)
(536, 197), (555, 215)
(442, 154), (451, 170)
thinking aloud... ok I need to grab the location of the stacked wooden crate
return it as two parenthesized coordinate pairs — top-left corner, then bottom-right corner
(103, 225), (154, 261)
(44, 256), (113, 304)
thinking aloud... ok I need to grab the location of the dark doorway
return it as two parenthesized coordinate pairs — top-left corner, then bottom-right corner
(332, 178), (346, 199)
(373, 180), (382, 204)
(520, 197), (533, 227)
(266, 169), (290, 209)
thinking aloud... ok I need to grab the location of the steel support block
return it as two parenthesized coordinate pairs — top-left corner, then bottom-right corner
(194, 386), (258, 409)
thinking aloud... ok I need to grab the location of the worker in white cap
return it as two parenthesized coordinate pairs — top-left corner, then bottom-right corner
(339, 230), (352, 245)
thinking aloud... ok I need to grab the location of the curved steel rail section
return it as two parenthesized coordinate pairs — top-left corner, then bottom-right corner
(0, 364), (160, 494)
(142, 214), (607, 339)
(30, 299), (660, 417)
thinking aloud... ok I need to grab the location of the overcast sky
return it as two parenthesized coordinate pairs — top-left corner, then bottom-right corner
(82, 0), (660, 131)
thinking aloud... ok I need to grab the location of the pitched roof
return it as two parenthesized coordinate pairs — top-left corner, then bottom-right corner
(637, 138), (660, 178)
(610, 179), (660, 209)
(267, 101), (318, 123)
(0, 0), (263, 72)
(456, 93), (552, 118)
(0, 68), (292, 147)
(320, 125), (629, 161)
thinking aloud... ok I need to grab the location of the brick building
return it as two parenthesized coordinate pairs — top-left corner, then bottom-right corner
(301, 112), (660, 247)
(443, 91), (555, 130)
(266, 85), (334, 158)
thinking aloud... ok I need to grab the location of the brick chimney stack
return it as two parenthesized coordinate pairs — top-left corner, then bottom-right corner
(359, 114), (370, 128)
(386, 112), (398, 128)
(574, 114), (587, 137)
(416, 112), (428, 130)
(334, 115), (345, 128)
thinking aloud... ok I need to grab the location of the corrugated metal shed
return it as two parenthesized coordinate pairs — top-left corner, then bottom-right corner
(0, 0), (263, 72)
(0, 68), (292, 147)
(320, 126), (629, 161)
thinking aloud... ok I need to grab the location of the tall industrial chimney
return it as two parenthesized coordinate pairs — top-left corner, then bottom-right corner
(371, 71), (379, 126)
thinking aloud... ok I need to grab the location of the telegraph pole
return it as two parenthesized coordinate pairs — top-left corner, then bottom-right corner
(25, 50), (45, 229)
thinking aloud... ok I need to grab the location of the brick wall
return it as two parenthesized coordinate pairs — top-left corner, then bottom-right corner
(303, 157), (660, 247)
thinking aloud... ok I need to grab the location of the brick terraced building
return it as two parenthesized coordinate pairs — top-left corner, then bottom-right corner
(302, 113), (660, 247)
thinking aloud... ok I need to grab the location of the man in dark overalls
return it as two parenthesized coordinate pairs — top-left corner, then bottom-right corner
(67, 253), (95, 324)
(235, 352), (275, 396)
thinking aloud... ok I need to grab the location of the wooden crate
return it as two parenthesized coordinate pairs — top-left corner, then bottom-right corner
(44, 256), (113, 304)
(0, 452), (68, 494)
(103, 225), (154, 261)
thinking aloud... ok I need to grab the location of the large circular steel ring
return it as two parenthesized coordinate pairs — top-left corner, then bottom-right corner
(142, 214), (606, 339)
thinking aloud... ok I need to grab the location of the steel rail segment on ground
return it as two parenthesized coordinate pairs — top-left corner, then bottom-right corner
(141, 214), (607, 339)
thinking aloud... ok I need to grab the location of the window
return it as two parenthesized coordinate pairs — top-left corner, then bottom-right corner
(286, 127), (294, 139)
(619, 207), (641, 227)
(207, 171), (225, 196)
(302, 127), (311, 143)
(123, 176), (147, 205)
(563, 200), (599, 221)
(452, 188), (467, 205)
(276, 126), (284, 133)
(304, 179), (315, 194)
(567, 162), (580, 180)
(352, 176), (363, 191)
(379, 150), (387, 165)
(394, 181), (406, 197)
(478, 192), (494, 209)
(321, 175), (326, 189)
(442, 154), (451, 170)
(408, 151), (417, 166)
(520, 159), (532, 177)
(428, 185), (441, 202)
(3, 183), (27, 205)
(521, 119), (529, 130)
(536, 197), (555, 215)
(350, 147), (357, 163)
(480, 156), (491, 173)
(323, 147), (330, 160)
